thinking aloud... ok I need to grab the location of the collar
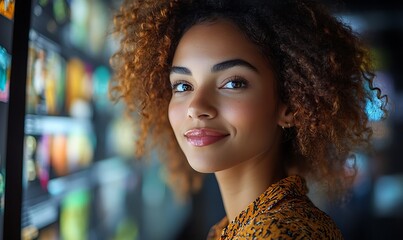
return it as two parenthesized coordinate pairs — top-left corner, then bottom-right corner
(209, 175), (308, 239)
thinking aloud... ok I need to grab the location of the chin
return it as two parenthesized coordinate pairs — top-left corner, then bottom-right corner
(186, 157), (222, 174)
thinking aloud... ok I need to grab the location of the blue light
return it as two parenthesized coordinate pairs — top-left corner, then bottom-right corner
(373, 175), (403, 217)
(364, 73), (388, 122)
(365, 93), (384, 121)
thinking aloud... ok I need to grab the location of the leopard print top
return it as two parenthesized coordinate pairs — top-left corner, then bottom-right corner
(207, 175), (343, 240)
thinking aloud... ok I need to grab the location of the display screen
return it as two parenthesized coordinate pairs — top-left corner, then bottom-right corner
(0, 1), (15, 238)
(0, 46), (10, 103)
(0, 45), (10, 232)
(0, 45), (10, 240)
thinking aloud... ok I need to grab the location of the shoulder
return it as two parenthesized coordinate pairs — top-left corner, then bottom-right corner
(235, 195), (344, 239)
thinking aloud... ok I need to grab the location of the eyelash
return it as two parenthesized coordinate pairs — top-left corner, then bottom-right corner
(170, 76), (249, 93)
(171, 80), (193, 93)
(221, 76), (249, 89)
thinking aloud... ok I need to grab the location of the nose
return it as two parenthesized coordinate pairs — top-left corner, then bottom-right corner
(187, 90), (217, 120)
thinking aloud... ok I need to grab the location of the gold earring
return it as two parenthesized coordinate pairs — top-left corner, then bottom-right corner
(288, 123), (291, 128)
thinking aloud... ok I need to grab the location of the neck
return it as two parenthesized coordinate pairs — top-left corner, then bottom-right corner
(215, 152), (286, 222)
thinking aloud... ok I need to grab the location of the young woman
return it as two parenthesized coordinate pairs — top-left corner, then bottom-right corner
(111, 0), (387, 239)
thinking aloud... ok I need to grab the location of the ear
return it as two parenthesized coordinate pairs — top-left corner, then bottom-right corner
(277, 102), (294, 128)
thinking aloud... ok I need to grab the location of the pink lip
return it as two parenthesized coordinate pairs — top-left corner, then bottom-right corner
(184, 128), (229, 147)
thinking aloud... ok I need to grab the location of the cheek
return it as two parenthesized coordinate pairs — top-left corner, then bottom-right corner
(223, 97), (277, 128)
(168, 101), (183, 132)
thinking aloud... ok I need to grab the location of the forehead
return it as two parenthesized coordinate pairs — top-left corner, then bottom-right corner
(172, 19), (269, 67)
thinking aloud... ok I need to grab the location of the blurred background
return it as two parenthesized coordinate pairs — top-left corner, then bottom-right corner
(0, 0), (402, 239)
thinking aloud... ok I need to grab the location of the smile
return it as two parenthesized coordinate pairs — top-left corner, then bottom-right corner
(184, 128), (229, 147)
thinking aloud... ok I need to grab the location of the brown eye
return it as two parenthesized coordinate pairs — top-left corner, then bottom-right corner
(222, 77), (248, 89)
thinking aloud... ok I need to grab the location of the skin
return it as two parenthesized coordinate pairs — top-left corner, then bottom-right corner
(168, 19), (293, 221)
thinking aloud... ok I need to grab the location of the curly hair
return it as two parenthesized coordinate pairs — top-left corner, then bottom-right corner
(110, 0), (387, 200)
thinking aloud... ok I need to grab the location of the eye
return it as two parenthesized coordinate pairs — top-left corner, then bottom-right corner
(171, 81), (193, 93)
(221, 77), (248, 89)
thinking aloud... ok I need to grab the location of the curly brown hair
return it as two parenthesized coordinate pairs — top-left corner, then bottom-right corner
(110, 0), (387, 200)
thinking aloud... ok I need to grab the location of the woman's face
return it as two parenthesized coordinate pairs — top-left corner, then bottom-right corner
(168, 19), (285, 173)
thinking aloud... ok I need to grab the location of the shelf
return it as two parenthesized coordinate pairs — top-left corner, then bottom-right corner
(23, 157), (133, 233)
(47, 157), (131, 197)
(25, 114), (93, 135)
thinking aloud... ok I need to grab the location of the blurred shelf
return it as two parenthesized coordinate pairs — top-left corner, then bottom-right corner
(47, 157), (131, 197)
(23, 157), (133, 233)
(25, 114), (93, 135)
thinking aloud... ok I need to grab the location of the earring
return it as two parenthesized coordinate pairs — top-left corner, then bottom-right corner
(282, 122), (292, 130)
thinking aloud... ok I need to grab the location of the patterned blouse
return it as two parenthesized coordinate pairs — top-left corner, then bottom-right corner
(207, 175), (343, 239)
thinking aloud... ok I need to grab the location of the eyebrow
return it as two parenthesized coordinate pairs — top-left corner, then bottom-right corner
(212, 59), (258, 73)
(170, 58), (259, 75)
(170, 66), (192, 75)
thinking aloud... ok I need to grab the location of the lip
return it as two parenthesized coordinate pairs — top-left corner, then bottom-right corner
(184, 128), (229, 147)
